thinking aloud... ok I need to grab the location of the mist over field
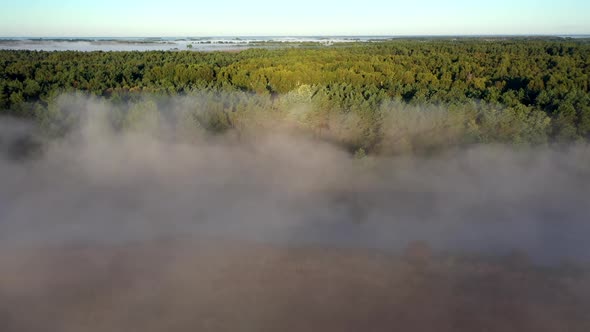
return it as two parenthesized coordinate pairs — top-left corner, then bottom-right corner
(0, 36), (379, 52)
(0, 93), (588, 261)
(1, 94), (590, 331)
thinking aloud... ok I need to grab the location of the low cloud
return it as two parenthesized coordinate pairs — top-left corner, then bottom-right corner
(0, 93), (589, 262)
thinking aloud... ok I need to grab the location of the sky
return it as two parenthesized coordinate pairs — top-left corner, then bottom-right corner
(0, 0), (588, 37)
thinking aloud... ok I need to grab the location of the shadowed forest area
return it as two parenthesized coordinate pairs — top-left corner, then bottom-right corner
(1, 39), (590, 332)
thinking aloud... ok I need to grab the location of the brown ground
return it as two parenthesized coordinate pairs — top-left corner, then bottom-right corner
(1, 239), (589, 332)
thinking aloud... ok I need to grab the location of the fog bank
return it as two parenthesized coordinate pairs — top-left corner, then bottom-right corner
(1, 94), (589, 264)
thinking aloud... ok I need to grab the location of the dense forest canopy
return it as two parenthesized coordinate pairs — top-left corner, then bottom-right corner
(1, 38), (589, 153)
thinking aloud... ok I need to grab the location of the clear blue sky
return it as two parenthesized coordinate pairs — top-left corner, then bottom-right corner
(1, 0), (588, 37)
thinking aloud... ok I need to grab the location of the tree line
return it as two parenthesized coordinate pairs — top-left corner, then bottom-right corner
(1, 38), (589, 153)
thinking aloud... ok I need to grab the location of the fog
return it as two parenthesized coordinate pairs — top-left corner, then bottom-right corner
(1, 94), (590, 331)
(0, 36), (377, 52)
(1, 94), (589, 263)
(0, 39), (249, 52)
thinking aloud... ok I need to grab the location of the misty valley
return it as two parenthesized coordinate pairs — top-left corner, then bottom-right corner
(1, 38), (590, 331)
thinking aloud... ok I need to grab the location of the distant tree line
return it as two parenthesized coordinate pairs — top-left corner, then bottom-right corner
(1, 39), (589, 153)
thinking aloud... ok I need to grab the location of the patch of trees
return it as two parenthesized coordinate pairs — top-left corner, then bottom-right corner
(1, 39), (589, 153)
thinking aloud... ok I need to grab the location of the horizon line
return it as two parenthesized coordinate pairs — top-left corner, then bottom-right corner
(2, 34), (590, 38)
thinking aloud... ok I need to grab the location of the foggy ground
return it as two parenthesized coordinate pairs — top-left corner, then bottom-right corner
(1, 95), (589, 331)
(0, 36), (373, 51)
(1, 240), (589, 332)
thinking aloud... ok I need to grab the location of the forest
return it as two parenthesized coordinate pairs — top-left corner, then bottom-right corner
(1, 38), (589, 154)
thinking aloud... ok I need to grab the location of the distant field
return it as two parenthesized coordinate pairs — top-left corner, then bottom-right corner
(0, 36), (385, 52)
